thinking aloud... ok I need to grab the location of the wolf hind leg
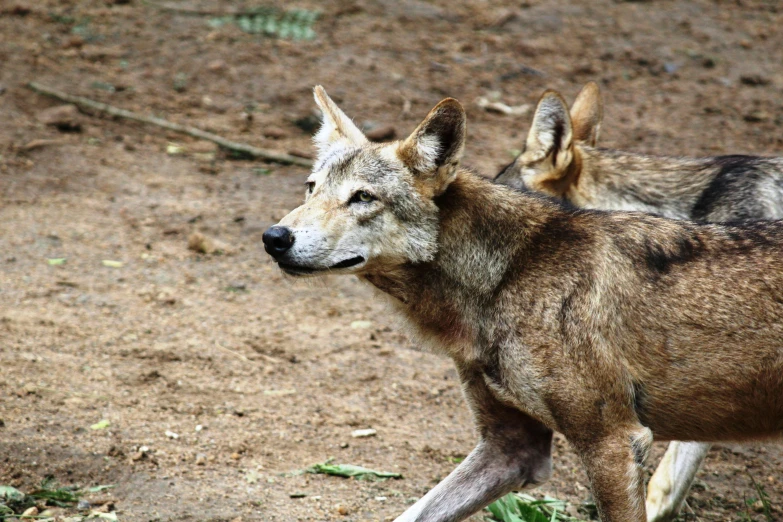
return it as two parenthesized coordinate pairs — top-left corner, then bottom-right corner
(646, 441), (710, 522)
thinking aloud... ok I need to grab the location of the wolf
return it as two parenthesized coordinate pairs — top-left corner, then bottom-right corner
(263, 87), (783, 522)
(495, 82), (783, 222)
(495, 82), (783, 522)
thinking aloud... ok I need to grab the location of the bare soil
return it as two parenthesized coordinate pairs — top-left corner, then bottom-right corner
(1, 1), (782, 521)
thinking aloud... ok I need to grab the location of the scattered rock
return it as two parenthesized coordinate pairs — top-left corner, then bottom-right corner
(351, 428), (377, 438)
(744, 110), (770, 123)
(195, 453), (207, 466)
(107, 445), (124, 458)
(165, 430), (179, 439)
(130, 445), (152, 462)
(92, 501), (116, 513)
(188, 232), (230, 254)
(80, 45), (127, 61)
(61, 35), (84, 49)
(16, 382), (37, 396)
(290, 492), (307, 499)
(22, 506), (38, 517)
(262, 127), (288, 139)
(230, 452), (241, 460)
(365, 125), (396, 142)
(207, 59), (227, 72)
(36, 105), (82, 132)
(336, 504), (349, 516)
(156, 288), (177, 305)
(740, 74), (771, 86)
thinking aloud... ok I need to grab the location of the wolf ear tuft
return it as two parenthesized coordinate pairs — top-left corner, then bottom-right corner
(526, 90), (573, 168)
(399, 98), (466, 193)
(570, 81), (602, 147)
(312, 86), (368, 154)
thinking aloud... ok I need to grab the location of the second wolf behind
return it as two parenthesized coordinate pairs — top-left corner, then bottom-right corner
(495, 82), (783, 522)
(495, 82), (783, 222)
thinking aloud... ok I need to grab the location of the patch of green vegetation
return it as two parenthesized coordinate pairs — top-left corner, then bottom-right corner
(745, 473), (774, 522)
(487, 492), (589, 522)
(208, 7), (319, 40)
(0, 478), (115, 518)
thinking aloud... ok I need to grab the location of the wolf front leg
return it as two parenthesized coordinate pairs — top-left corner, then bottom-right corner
(645, 441), (710, 522)
(394, 367), (553, 522)
(575, 426), (653, 522)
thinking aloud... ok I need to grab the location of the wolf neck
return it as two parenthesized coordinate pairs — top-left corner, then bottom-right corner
(364, 170), (552, 362)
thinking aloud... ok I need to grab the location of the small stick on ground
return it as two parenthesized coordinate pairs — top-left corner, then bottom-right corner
(214, 341), (252, 362)
(27, 82), (313, 168)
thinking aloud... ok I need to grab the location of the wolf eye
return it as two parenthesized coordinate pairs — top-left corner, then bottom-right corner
(350, 190), (375, 204)
(305, 181), (315, 194)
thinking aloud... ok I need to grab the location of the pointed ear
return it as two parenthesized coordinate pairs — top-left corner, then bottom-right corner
(570, 81), (602, 146)
(398, 98), (466, 194)
(312, 85), (368, 153)
(525, 90), (574, 171)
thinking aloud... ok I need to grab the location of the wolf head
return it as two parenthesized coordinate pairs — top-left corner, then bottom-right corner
(263, 86), (466, 277)
(494, 82), (602, 196)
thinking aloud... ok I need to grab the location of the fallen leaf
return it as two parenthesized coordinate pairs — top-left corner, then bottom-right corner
(307, 459), (402, 480)
(90, 419), (110, 430)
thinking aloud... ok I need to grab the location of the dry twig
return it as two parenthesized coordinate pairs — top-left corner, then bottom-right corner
(27, 82), (313, 168)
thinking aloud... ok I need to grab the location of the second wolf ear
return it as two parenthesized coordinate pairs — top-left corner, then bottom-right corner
(570, 81), (602, 147)
(399, 98), (466, 195)
(312, 86), (368, 154)
(524, 90), (575, 174)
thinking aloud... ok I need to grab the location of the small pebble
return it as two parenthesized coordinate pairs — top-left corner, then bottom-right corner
(351, 428), (377, 438)
(290, 492), (307, 498)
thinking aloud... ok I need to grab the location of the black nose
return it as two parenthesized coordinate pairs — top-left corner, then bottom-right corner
(263, 226), (295, 258)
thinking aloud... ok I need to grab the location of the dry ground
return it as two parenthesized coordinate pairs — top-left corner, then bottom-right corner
(1, 1), (782, 520)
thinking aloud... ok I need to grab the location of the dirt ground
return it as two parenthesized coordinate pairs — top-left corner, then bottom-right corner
(1, 1), (782, 521)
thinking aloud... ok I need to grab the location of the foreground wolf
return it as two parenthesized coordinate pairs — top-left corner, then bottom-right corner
(495, 82), (783, 522)
(263, 87), (783, 522)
